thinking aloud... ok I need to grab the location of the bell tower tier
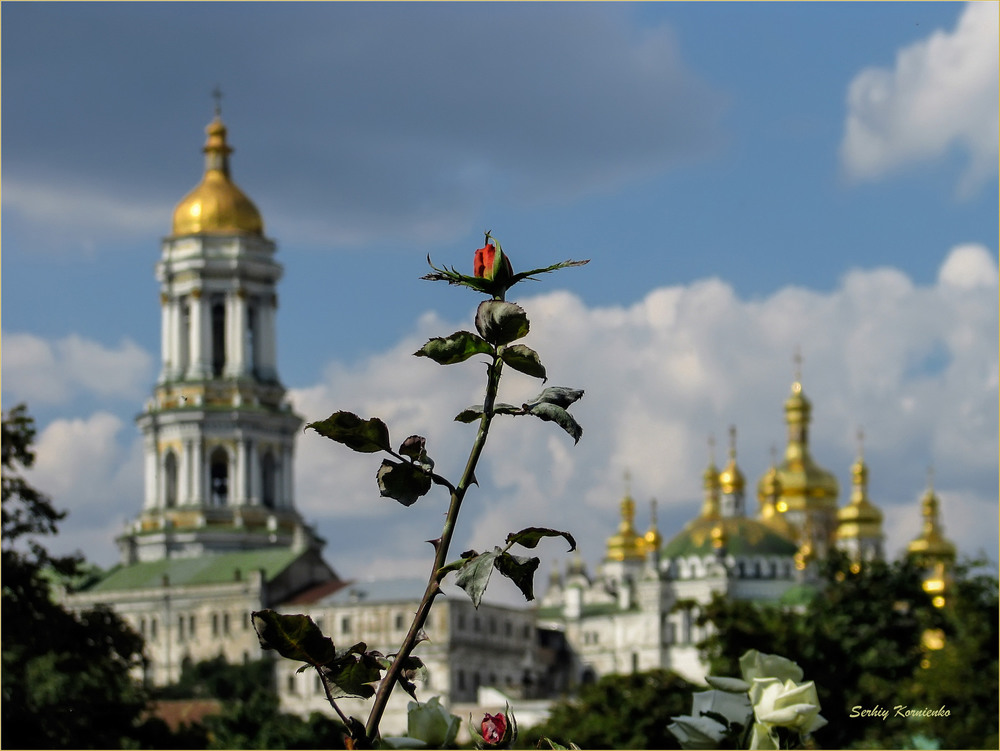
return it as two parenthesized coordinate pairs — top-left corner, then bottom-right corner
(118, 109), (317, 564)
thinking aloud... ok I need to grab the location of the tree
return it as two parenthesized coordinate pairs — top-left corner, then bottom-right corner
(694, 551), (997, 749)
(153, 656), (349, 749)
(1, 404), (150, 749)
(523, 669), (698, 749)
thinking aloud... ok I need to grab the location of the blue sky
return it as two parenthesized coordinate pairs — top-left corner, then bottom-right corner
(2, 2), (997, 588)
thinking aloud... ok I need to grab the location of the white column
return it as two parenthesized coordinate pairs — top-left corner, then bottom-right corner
(189, 438), (203, 505)
(225, 290), (248, 377)
(187, 290), (210, 379)
(170, 299), (186, 381)
(144, 435), (159, 510)
(159, 293), (172, 382)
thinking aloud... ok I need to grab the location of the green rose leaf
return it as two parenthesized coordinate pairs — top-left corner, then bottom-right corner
(500, 344), (547, 380)
(527, 403), (583, 444)
(414, 331), (492, 365)
(306, 411), (391, 454)
(475, 300), (530, 346)
(455, 548), (500, 608)
(251, 610), (336, 667)
(377, 459), (432, 507)
(494, 551), (540, 602)
(522, 387), (584, 410)
(454, 404), (522, 423)
(505, 527), (577, 553)
(319, 643), (385, 700)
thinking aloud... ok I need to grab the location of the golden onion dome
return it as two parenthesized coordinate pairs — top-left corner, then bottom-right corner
(757, 457), (796, 540)
(907, 477), (956, 563)
(836, 438), (884, 540)
(718, 426), (746, 495)
(605, 494), (646, 562)
(172, 114), (264, 237)
(763, 372), (840, 513)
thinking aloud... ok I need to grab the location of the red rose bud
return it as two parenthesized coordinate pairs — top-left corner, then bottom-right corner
(474, 243), (513, 281)
(481, 712), (506, 745)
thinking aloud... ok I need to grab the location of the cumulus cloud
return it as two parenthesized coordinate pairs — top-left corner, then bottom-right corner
(289, 244), (998, 582)
(1, 332), (154, 406)
(26, 412), (143, 566)
(840, 1), (999, 194)
(22, 245), (998, 579)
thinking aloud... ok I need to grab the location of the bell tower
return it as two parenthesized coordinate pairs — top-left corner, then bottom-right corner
(120, 104), (317, 563)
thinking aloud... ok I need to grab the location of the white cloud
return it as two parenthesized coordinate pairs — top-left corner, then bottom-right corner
(287, 244), (998, 584)
(2, 177), (169, 251)
(2, 331), (154, 406)
(840, 1), (999, 194)
(26, 412), (143, 566)
(27, 245), (998, 582)
(937, 242), (1000, 289)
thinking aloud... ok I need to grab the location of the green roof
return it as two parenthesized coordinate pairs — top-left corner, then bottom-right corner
(84, 548), (304, 593)
(662, 517), (798, 558)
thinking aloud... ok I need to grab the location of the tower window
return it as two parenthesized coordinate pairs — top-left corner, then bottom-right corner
(164, 450), (179, 508)
(210, 448), (229, 506)
(211, 301), (226, 376)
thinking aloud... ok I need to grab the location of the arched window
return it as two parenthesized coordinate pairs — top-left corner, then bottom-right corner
(211, 301), (226, 377)
(164, 450), (179, 508)
(260, 452), (276, 508)
(210, 447), (229, 506)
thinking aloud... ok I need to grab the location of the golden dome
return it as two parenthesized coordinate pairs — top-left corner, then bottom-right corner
(718, 426), (746, 495)
(907, 475), (956, 564)
(757, 454), (796, 540)
(836, 439), (884, 541)
(605, 494), (646, 562)
(171, 114), (264, 237)
(643, 498), (663, 550)
(763, 373), (840, 513)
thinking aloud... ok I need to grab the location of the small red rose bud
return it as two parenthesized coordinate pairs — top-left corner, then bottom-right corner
(474, 243), (493, 278)
(481, 712), (506, 745)
(474, 242), (513, 282)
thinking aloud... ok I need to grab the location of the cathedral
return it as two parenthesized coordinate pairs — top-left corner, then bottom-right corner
(64, 109), (958, 729)
(538, 375), (958, 684)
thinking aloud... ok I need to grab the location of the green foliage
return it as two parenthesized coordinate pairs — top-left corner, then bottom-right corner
(523, 670), (698, 749)
(695, 552), (998, 749)
(2, 404), (151, 749)
(155, 657), (350, 749)
(414, 330), (492, 365)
